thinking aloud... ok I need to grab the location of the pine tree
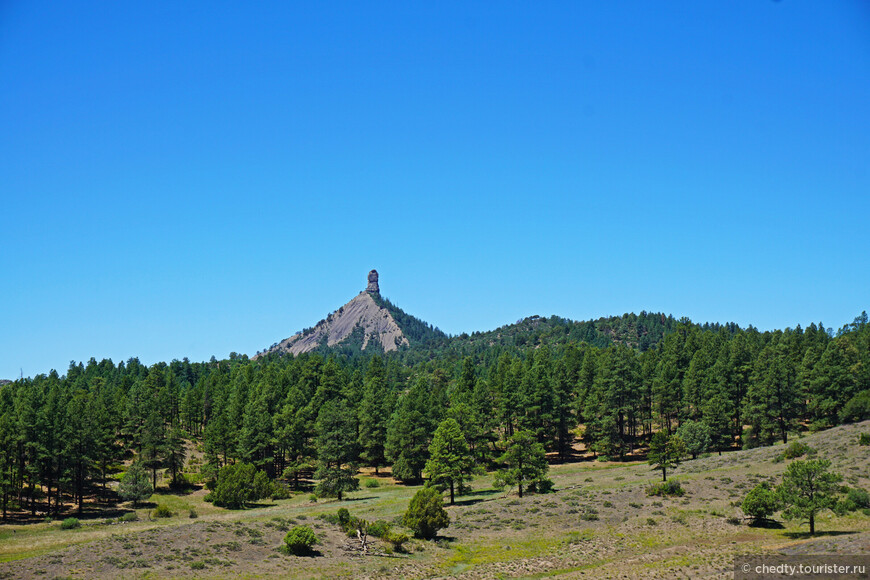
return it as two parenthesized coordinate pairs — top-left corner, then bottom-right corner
(777, 459), (842, 535)
(358, 356), (392, 474)
(495, 431), (549, 498)
(314, 400), (359, 500)
(425, 418), (474, 505)
(385, 377), (432, 483)
(164, 426), (187, 487)
(119, 461), (153, 507)
(647, 432), (686, 482)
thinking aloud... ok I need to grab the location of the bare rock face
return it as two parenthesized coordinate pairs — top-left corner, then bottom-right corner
(264, 291), (409, 356)
(366, 269), (380, 294)
(254, 269), (410, 359)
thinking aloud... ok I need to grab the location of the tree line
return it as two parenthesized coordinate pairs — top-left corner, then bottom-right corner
(1, 311), (868, 519)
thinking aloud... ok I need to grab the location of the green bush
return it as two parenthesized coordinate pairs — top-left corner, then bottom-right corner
(364, 479), (380, 488)
(741, 483), (778, 523)
(191, 561), (206, 570)
(188, 508), (199, 519)
(367, 519), (391, 538)
(859, 433), (870, 446)
(153, 504), (173, 518)
(782, 441), (813, 460)
(283, 525), (318, 555)
(848, 488), (870, 509)
(840, 391), (870, 423)
(386, 531), (410, 552)
(61, 517), (81, 529)
(646, 480), (685, 497)
(403, 487), (450, 540)
(337, 507), (350, 527)
(119, 512), (139, 522)
(206, 462), (272, 509)
(271, 483), (293, 500)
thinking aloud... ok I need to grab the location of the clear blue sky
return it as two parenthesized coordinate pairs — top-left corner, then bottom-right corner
(2, 1), (868, 379)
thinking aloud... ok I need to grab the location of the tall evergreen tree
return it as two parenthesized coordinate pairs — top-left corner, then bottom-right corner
(425, 418), (474, 505)
(314, 399), (359, 500)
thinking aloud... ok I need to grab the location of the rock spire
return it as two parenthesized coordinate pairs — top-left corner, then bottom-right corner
(366, 269), (380, 294)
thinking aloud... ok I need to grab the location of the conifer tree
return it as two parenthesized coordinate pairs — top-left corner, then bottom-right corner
(385, 377), (432, 482)
(314, 400), (359, 500)
(495, 430), (549, 498)
(358, 356), (392, 474)
(777, 459), (842, 535)
(425, 418), (474, 505)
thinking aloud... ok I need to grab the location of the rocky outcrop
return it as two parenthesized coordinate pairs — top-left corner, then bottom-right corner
(256, 270), (408, 357)
(366, 269), (379, 294)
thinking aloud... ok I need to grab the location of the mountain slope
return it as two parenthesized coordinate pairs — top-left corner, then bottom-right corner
(256, 270), (447, 358)
(261, 291), (409, 356)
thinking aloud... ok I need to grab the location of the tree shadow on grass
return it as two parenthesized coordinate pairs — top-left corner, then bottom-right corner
(244, 501), (278, 508)
(782, 530), (858, 540)
(278, 546), (322, 558)
(748, 518), (785, 529)
(152, 485), (202, 497)
(450, 489), (500, 506)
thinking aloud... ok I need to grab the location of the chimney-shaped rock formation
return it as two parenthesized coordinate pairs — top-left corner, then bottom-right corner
(366, 269), (380, 294)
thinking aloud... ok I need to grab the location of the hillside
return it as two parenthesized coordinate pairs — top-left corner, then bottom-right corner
(2, 420), (867, 579)
(254, 271), (701, 365)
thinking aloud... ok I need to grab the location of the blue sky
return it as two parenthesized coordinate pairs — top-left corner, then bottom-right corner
(2, 1), (869, 379)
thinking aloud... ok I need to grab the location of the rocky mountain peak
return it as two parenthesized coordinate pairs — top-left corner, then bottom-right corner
(255, 270), (410, 358)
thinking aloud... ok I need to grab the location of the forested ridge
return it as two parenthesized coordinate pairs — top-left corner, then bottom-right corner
(1, 310), (869, 521)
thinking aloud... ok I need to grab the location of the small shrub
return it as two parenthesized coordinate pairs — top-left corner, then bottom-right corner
(120, 512), (138, 522)
(629, 502), (642, 509)
(858, 433), (870, 446)
(271, 483), (293, 500)
(602, 501), (614, 508)
(191, 561), (206, 570)
(308, 494), (318, 503)
(283, 525), (317, 555)
(188, 508), (199, 519)
(781, 441), (813, 460)
(580, 507), (599, 521)
(403, 487), (450, 540)
(726, 516), (742, 526)
(386, 531), (410, 552)
(336, 508), (350, 527)
(848, 488), (870, 509)
(61, 517), (80, 530)
(646, 517), (657, 526)
(367, 520), (391, 539)
(364, 479), (380, 489)
(741, 483), (778, 523)
(153, 504), (173, 518)
(646, 480), (684, 497)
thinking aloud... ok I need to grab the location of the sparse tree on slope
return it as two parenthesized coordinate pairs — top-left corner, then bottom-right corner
(648, 432), (686, 482)
(777, 458), (842, 535)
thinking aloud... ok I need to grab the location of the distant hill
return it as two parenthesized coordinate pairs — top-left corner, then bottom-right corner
(253, 270), (703, 363)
